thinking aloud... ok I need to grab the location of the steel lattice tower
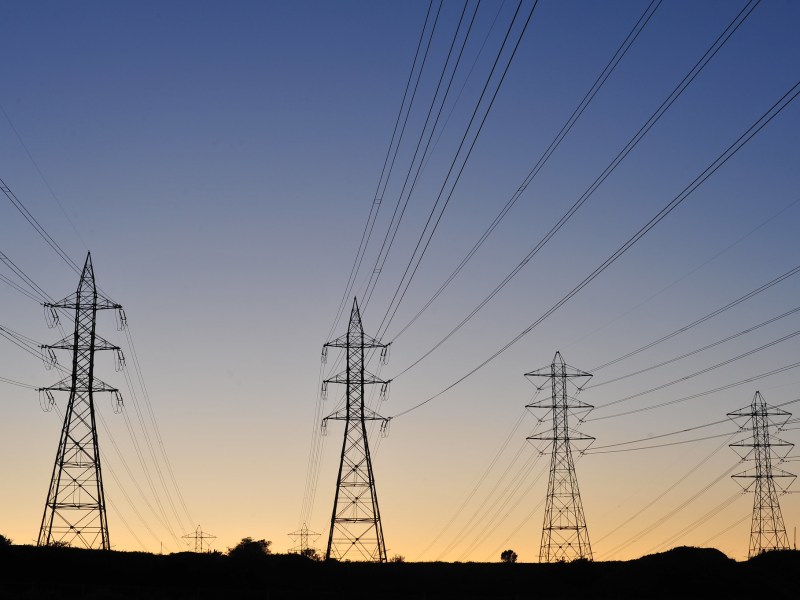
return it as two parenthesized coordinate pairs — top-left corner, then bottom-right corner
(183, 525), (216, 553)
(728, 391), (795, 558)
(321, 298), (390, 562)
(526, 351), (594, 562)
(288, 522), (321, 555)
(38, 253), (124, 549)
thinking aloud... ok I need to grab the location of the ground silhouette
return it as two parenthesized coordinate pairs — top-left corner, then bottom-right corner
(0, 543), (797, 599)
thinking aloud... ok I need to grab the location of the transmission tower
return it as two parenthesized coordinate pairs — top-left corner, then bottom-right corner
(182, 525), (216, 552)
(288, 522), (321, 556)
(321, 297), (390, 562)
(728, 391), (795, 558)
(37, 253), (125, 549)
(526, 351), (594, 562)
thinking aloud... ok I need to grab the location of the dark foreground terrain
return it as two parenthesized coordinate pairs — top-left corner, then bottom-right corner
(0, 544), (797, 599)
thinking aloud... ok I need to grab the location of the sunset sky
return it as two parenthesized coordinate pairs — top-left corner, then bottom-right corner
(1, 0), (799, 561)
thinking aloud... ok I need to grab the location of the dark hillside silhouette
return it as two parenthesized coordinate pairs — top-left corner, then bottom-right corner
(0, 544), (797, 599)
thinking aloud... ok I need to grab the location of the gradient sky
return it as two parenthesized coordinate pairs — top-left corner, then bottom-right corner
(1, 0), (799, 561)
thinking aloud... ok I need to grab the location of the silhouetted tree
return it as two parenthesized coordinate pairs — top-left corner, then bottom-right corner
(500, 549), (518, 563)
(299, 547), (321, 561)
(390, 554), (406, 563)
(227, 537), (272, 559)
(0, 534), (11, 547)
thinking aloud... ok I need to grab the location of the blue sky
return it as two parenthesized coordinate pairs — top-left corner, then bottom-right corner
(1, 0), (799, 560)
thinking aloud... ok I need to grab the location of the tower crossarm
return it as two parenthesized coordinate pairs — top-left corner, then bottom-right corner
(39, 376), (119, 394)
(324, 335), (389, 350)
(323, 406), (389, 423)
(41, 333), (120, 352)
(324, 371), (390, 387)
(44, 294), (121, 312)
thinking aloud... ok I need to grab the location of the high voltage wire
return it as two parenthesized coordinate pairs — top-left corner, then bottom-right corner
(390, 75), (800, 420)
(588, 419), (731, 452)
(564, 195), (800, 353)
(587, 305), (800, 390)
(589, 361), (800, 422)
(389, 0), (663, 342)
(698, 512), (750, 548)
(591, 264), (800, 372)
(391, 0), (762, 379)
(457, 455), (547, 561)
(0, 101), (90, 251)
(418, 405), (532, 558)
(0, 250), (59, 304)
(371, 0), (538, 336)
(648, 491), (742, 555)
(0, 177), (81, 275)
(591, 328), (800, 413)
(361, 0), (482, 314)
(413, 0), (509, 186)
(604, 464), (738, 559)
(588, 431), (738, 455)
(0, 271), (43, 303)
(432, 413), (554, 560)
(0, 375), (36, 389)
(326, 0), (438, 341)
(594, 435), (732, 548)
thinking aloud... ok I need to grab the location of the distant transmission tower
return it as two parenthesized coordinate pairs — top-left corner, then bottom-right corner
(728, 391), (795, 558)
(321, 298), (390, 562)
(526, 351), (594, 562)
(38, 253), (125, 549)
(288, 522), (321, 556)
(183, 525), (216, 552)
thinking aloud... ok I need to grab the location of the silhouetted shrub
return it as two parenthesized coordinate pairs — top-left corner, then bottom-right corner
(227, 537), (272, 559)
(500, 549), (518, 563)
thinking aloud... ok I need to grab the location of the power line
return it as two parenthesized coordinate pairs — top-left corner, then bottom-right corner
(391, 75), (800, 419)
(591, 264), (800, 372)
(587, 304), (800, 390)
(587, 419), (731, 452)
(391, 0), (762, 378)
(372, 0), (538, 336)
(588, 362), (800, 422)
(0, 375), (37, 389)
(389, 0), (663, 341)
(592, 327), (800, 413)
(587, 431), (738, 455)
(564, 194), (800, 353)
(0, 101), (89, 250)
(326, 0), (438, 341)
(593, 436), (733, 548)
(360, 0), (481, 314)
(0, 177), (80, 274)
